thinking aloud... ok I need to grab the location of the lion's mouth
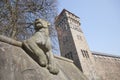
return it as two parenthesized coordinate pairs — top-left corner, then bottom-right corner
(36, 23), (42, 26)
(36, 22), (44, 28)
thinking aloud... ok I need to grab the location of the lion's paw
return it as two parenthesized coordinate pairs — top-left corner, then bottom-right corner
(47, 63), (59, 75)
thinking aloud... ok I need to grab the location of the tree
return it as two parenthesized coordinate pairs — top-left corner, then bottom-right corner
(0, 0), (58, 40)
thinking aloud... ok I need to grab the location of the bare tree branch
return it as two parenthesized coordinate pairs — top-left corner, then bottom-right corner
(0, 0), (58, 40)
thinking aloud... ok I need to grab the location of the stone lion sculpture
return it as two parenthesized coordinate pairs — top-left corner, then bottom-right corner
(0, 18), (59, 75)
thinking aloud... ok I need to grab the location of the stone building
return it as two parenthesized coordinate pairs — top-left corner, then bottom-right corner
(55, 9), (120, 80)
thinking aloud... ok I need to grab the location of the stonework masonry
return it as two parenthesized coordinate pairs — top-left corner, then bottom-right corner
(55, 9), (120, 80)
(93, 52), (120, 80)
(0, 41), (88, 80)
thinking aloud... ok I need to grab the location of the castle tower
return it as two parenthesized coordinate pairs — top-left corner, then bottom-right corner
(55, 9), (99, 80)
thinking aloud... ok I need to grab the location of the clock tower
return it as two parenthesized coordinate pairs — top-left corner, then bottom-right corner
(55, 9), (99, 80)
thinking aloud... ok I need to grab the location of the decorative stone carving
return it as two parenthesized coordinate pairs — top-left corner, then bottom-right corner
(0, 18), (59, 75)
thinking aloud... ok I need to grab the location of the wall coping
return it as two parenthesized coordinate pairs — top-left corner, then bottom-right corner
(92, 51), (120, 58)
(54, 54), (74, 63)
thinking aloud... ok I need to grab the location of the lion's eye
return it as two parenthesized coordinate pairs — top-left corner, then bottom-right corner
(37, 22), (42, 25)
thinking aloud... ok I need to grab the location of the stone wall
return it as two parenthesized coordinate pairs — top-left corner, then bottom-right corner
(0, 41), (87, 80)
(93, 52), (120, 80)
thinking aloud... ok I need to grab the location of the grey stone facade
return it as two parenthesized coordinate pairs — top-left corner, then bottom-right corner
(55, 9), (120, 80)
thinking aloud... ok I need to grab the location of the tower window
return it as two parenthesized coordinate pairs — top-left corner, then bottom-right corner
(64, 24), (68, 30)
(65, 52), (73, 60)
(81, 50), (85, 57)
(81, 49), (89, 58)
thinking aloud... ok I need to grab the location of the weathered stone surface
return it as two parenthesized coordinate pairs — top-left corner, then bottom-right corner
(93, 53), (120, 80)
(0, 41), (87, 80)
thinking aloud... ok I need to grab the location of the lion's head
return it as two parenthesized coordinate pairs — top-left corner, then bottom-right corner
(34, 18), (50, 30)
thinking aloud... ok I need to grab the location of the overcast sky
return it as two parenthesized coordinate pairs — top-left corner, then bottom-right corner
(57, 0), (120, 55)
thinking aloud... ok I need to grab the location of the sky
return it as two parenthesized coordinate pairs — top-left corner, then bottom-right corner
(57, 0), (120, 56)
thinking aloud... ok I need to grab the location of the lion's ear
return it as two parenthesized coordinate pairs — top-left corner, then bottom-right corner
(47, 22), (50, 26)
